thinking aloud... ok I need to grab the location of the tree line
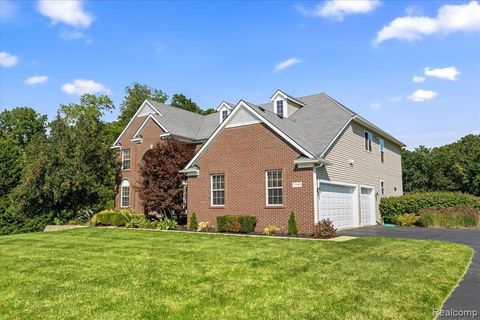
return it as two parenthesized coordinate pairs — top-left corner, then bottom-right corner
(0, 83), (213, 235)
(402, 134), (480, 196)
(0, 82), (478, 235)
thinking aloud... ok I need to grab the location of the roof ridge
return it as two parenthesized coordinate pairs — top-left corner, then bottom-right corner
(147, 99), (216, 119)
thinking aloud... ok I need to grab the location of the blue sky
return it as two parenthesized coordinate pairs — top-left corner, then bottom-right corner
(1, 0), (479, 149)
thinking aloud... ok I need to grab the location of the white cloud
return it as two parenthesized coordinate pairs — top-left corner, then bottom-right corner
(0, 0), (17, 19)
(424, 66), (460, 81)
(296, 0), (379, 20)
(274, 58), (302, 73)
(408, 89), (437, 102)
(61, 79), (110, 95)
(375, 1), (480, 43)
(25, 75), (48, 85)
(37, 0), (93, 28)
(0, 51), (18, 67)
(412, 75), (426, 83)
(369, 102), (381, 109)
(404, 5), (423, 16)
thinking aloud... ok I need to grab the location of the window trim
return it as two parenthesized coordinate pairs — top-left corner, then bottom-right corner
(276, 100), (284, 117)
(364, 130), (373, 152)
(121, 149), (131, 170)
(380, 180), (385, 196)
(379, 138), (385, 163)
(265, 169), (284, 207)
(222, 109), (229, 121)
(120, 180), (130, 208)
(210, 174), (225, 207)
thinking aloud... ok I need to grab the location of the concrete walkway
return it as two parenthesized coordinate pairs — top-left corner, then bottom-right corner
(339, 226), (479, 319)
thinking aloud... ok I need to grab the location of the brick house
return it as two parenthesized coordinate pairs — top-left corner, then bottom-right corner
(112, 90), (405, 233)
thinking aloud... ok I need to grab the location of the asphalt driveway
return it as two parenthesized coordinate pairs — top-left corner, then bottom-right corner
(339, 226), (479, 320)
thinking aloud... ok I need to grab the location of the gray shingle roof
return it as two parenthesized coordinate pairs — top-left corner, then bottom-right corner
(147, 100), (219, 141)
(247, 93), (352, 157)
(136, 93), (404, 156)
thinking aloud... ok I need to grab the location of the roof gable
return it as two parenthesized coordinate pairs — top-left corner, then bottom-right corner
(183, 101), (315, 169)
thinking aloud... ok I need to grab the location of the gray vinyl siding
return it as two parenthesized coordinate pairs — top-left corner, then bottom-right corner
(317, 121), (403, 222)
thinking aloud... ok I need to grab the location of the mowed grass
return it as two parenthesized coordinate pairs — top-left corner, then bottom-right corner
(0, 228), (472, 320)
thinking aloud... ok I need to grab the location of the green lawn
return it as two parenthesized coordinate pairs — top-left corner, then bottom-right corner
(0, 228), (472, 320)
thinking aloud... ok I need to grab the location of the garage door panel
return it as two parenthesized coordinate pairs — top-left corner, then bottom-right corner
(318, 182), (358, 229)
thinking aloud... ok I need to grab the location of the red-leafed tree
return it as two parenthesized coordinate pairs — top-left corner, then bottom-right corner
(138, 139), (195, 220)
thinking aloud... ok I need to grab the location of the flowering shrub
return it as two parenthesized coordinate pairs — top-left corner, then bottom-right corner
(197, 221), (214, 232)
(263, 225), (281, 235)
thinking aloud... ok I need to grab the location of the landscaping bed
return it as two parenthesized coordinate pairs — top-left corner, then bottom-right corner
(0, 228), (473, 320)
(380, 192), (480, 228)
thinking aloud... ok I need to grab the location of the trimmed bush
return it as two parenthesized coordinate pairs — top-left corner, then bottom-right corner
(418, 207), (479, 228)
(395, 213), (419, 227)
(239, 216), (256, 233)
(189, 212), (198, 230)
(216, 215), (257, 233)
(313, 219), (337, 239)
(91, 210), (137, 227)
(380, 192), (480, 224)
(288, 211), (298, 236)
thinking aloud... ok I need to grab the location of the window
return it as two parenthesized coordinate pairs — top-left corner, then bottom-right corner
(222, 109), (229, 121)
(380, 181), (385, 195)
(379, 138), (385, 163)
(122, 149), (131, 170)
(266, 170), (283, 205)
(364, 131), (373, 152)
(211, 174), (225, 206)
(121, 180), (130, 207)
(276, 100), (284, 117)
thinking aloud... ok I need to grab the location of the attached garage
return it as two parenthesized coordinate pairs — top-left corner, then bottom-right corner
(317, 181), (359, 229)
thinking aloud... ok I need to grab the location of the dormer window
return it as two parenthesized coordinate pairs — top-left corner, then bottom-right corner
(276, 100), (284, 117)
(222, 109), (229, 121)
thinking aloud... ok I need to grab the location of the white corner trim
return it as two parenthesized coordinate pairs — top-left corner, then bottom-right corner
(270, 89), (306, 107)
(182, 100), (315, 170)
(313, 168), (318, 223)
(319, 117), (353, 158)
(216, 101), (234, 111)
(112, 100), (161, 147)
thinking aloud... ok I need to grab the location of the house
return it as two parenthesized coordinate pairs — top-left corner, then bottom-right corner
(112, 90), (405, 233)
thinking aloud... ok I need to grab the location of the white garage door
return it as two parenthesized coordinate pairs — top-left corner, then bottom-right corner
(360, 187), (376, 226)
(318, 182), (358, 229)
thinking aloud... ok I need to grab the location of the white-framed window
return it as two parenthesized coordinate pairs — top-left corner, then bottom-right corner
(121, 180), (130, 207)
(364, 131), (373, 152)
(276, 100), (284, 117)
(380, 180), (385, 196)
(379, 138), (385, 163)
(211, 174), (225, 206)
(121, 149), (131, 170)
(222, 109), (229, 121)
(266, 170), (283, 206)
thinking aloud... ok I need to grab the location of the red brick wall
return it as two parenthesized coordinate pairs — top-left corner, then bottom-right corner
(187, 123), (315, 234)
(115, 116), (166, 213)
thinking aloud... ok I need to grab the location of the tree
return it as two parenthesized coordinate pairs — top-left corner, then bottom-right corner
(0, 107), (47, 149)
(139, 139), (195, 219)
(170, 93), (216, 115)
(12, 94), (117, 224)
(118, 83), (168, 126)
(402, 134), (480, 196)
